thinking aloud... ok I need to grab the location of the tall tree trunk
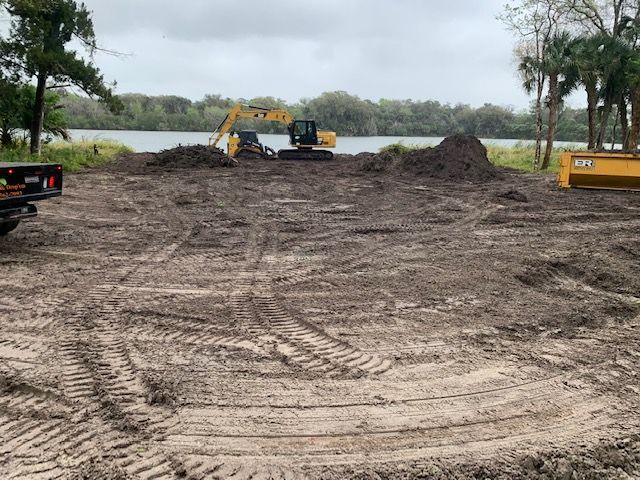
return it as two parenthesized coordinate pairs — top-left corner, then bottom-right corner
(533, 72), (545, 170)
(586, 83), (597, 150)
(610, 105), (618, 151)
(597, 98), (613, 150)
(30, 72), (47, 155)
(619, 96), (629, 151)
(629, 87), (640, 152)
(541, 74), (558, 171)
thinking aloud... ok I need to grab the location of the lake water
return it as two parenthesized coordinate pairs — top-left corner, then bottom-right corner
(68, 129), (587, 154)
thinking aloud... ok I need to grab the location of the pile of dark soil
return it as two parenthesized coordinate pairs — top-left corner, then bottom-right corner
(398, 134), (503, 182)
(146, 145), (236, 169)
(351, 135), (503, 183)
(356, 152), (395, 172)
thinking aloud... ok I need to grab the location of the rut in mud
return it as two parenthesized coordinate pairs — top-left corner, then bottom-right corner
(0, 149), (639, 479)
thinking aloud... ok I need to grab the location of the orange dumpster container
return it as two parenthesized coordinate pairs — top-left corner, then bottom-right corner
(558, 152), (640, 191)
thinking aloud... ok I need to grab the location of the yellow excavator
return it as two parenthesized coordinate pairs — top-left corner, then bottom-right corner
(208, 104), (336, 160)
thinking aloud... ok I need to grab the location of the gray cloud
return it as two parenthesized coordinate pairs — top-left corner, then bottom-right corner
(88, 0), (492, 41)
(80, 0), (544, 109)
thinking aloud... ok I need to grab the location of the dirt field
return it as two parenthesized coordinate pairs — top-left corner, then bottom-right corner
(1, 149), (639, 479)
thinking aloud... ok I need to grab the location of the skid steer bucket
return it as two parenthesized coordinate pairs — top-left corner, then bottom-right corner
(558, 152), (640, 191)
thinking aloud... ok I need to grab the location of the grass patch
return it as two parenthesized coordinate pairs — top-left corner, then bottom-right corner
(380, 141), (585, 173)
(379, 142), (430, 155)
(0, 140), (133, 172)
(486, 143), (585, 173)
(485, 144), (559, 173)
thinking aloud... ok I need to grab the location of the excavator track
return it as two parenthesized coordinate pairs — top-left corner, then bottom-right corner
(277, 149), (333, 161)
(236, 147), (276, 160)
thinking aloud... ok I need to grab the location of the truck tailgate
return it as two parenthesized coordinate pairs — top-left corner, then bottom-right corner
(0, 162), (63, 208)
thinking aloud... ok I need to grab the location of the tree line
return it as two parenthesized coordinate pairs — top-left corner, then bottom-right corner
(60, 90), (601, 143)
(501, 0), (640, 169)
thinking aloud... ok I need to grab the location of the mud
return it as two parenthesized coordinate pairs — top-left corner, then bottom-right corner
(399, 134), (503, 182)
(353, 135), (502, 183)
(145, 145), (236, 170)
(68, 461), (131, 480)
(322, 435), (640, 479)
(0, 152), (639, 479)
(497, 189), (529, 203)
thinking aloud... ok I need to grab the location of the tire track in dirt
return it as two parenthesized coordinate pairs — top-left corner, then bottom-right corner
(58, 232), (197, 400)
(51, 236), (199, 478)
(0, 373), (181, 480)
(0, 336), (47, 358)
(158, 207), (618, 465)
(124, 310), (264, 354)
(254, 293), (391, 375)
(0, 414), (179, 480)
(271, 204), (503, 289)
(157, 203), (619, 467)
(227, 223), (392, 377)
(227, 205), (500, 375)
(351, 221), (434, 234)
(177, 457), (308, 480)
(161, 374), (613, 463)
(0, 293), (66, 332)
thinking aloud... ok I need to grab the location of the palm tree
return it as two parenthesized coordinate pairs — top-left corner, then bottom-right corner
(540, 32), (577, 170)
(572, 35), (607, 149)
(594, 36), (630, 150)
(620, 17), (640, 151)
(517, 53), (545, 169)
(623, 53), (640, 150)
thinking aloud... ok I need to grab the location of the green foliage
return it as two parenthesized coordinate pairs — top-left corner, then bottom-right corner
(59, 90), (605, 143)
(1, 0), (115, 102)
(25, 85), (69, 139)
(0, 79), (69, 146)
(0, 76), (25, 146)
(0, 139), (133, 171)
(302, 91), (377, 136)
(379, 142), (428, 155)
(505, 1), (640, 154)
(0, 0), (120, 152)
(486, 144), (561, 173)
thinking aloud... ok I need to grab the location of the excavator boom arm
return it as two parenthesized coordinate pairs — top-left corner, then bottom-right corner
(209, 104), (295, 147)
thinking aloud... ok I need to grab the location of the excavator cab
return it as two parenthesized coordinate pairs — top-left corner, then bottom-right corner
(290, 120), (319, 147)
(237, 130), (261, 148)
(228, 130), (275, 159)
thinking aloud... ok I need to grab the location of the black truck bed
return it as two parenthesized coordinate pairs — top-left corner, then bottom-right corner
(0, 162), (63, 207)
(0, 162), (59, 168)
(1, 162), (63, 233)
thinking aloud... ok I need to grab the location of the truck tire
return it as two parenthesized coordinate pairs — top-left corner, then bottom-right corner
(0, 220), (19, 236)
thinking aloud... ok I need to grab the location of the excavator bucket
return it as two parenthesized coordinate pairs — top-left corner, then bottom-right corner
(558, 152), (640, 191)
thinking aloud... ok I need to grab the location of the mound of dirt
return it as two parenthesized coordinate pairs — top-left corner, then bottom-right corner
(398, 135), (503, 182)
(497, 189), (528, 202)
(146, 145), (237, 169)
(350, 135), (503, 183)
(356, 152), (395, 172)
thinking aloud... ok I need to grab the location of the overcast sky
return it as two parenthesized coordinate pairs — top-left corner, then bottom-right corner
(74, 1), (576, 110)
